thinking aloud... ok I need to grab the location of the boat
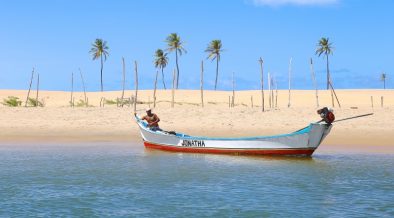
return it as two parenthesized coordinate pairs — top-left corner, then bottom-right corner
(135, 115), (332, 156)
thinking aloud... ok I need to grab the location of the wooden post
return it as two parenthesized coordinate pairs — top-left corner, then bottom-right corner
(275, 78), (278, 108)
(288, 57), (292, 108)
(79, 68), (87, 106)
(310, 58), (319, 108)
(232, 72), (235, 107)
(268, 72), (271, 108)
(153, 70), (158, 108)
(329, 81), (341, 108)
(371, 96), (374, 108)
(121, 57), (126, 107)
(259, 57), (264, 112)
(251, 96), (253, 108)
(70, 72), (74, 107)
(134, 61), (138, 113)
(35, 73), (40, 107)
(200, 60), (204, 108)
(381, 96), (383, 108)
(171, 69), (176, 108)
(25, 68), (35, 107)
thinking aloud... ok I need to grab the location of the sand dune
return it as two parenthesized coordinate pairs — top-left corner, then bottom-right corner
(0, 89), (393, 153)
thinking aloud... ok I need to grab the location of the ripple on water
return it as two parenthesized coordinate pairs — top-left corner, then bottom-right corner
(0, 143), (393, 217)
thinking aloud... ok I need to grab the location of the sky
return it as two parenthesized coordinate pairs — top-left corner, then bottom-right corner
(0, 0), (393, 91)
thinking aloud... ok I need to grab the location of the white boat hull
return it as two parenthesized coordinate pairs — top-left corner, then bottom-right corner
(135, 117), (332, 156)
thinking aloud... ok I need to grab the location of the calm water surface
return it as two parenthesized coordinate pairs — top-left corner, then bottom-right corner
(0, 143), (393, 217)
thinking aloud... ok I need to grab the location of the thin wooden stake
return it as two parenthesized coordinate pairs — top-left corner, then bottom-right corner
(232, 72), (235, 107)
(121, 57), (126, 107)
(25, 68), (35, 107)
(70, 72), (74, 107)
(329, 80), (341, 108)
(251, 96), (253, 108)
(381, 96), (383, 108)
(259, 57), (264, 112)
(171, 69), (176, 108)
(310, 58), (319, 108)
(134, 61), (138, 113)
(153, 70), (158, 108)
(200, 60), (204, 108)
(35, 73), (40, 107)
(371, 96), (374, 108)
(228, 96), (230, 108)
(79, 68), (87, 106)
(288, 57), (292, 108)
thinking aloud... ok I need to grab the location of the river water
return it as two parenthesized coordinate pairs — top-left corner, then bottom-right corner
(0, 143), (393, 217)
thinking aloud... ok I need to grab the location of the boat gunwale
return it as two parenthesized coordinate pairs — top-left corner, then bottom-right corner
(135, 116), (319, 141)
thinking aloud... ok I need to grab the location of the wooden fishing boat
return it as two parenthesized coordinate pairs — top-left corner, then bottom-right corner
(135, 115), (332, 156)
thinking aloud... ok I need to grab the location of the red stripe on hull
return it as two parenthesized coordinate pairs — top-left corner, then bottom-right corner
(143, 141), (315, 156)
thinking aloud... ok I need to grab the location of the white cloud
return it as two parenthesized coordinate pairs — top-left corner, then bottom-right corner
(252, 0), (339, 6)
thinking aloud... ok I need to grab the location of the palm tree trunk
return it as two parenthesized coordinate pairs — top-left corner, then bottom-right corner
(326, 54), (330, 90)
(161, 67), (166, 90)
(215, 57), (219, 90)
(175, 49), (179, 89)
(100, 55), (104, 92)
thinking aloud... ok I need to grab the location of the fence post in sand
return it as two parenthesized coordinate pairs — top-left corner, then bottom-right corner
(329, 81), (341, 108)
(232, 72), (235, 107)
(153, 70), (158, 108)
(310, 58), (319, 108)
(268, 72), (271, 109)
(35, 73), (40, 107)
(200, 60), (204, 108)
(381, 96), (383, 108)
(251, 96), (253, 108)
(288, 57), (292, 108)
(134, 61), (138, 113)
(70, 72), (74, 107)
(79, 68), (87, 106)
(259, 57), (264, 112)
(371, 96), (373, 108)
(228, 96), (230, 108)
(171, 69), (176, 108)
(121, 57), (126, 107)
(25, 68), (35, 107)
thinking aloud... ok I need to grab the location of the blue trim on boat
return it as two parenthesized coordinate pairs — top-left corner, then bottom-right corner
(135, 116), (312, 141)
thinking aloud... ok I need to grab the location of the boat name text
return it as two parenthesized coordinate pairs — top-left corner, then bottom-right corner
(182, 140), (206, 147)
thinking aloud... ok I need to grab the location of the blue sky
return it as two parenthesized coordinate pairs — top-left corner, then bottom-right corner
(0, 0), (393, 91)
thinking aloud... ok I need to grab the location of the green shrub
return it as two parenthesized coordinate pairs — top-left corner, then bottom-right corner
(27, 97), (44, 107)
(2, 96), (22, 107)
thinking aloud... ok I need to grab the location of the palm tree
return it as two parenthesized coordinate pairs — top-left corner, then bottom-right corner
(316, 37), (333, 90)
(205, 40), (224, 90)
(166, 33), (186, 89)
(154, 49), (169, 90)
(90, 38), (109, 92)
(380, 73), (387, 89)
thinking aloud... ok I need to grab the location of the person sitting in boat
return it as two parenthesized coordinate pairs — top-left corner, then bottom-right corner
(317, 107), (335, 125)
(141, 108), (162, 131)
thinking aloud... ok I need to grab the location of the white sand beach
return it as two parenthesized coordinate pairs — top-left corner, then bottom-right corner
(0, 89), (393, 153)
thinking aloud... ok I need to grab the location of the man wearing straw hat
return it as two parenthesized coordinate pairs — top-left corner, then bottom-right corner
(141, 108), (162, 131)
